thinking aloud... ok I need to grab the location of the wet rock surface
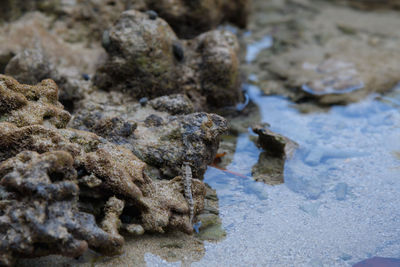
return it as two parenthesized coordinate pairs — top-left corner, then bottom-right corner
(244, 0), (400, 105)
(251, 125), (298, 185)
(332, 0), (400, 10)
(94, 10), (241, 109)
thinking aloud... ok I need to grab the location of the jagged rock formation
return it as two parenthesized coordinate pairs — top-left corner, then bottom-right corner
(0, 76), (209, 265)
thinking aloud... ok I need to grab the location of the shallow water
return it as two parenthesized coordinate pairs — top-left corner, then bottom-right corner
(140, 82), (400, 267)
(187, 82), (399, 266)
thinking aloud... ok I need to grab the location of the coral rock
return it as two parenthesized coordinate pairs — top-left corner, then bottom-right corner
(0, 151), (118, 266)
(71, 91), (228, 179)
(0, 75), (71, 128)
(94, 10), (241, 108)
(145, 0), (251, 38)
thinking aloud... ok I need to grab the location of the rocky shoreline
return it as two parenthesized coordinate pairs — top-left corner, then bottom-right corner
(1, 0), (400, 266)
(0, 1), (249, 265)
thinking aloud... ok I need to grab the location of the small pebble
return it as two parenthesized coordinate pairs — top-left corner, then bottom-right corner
(82, 73), (90, 81)
(139, 97), (148, 106)
(123, 224), (144, 236)
(146, 10), (158, 20)
(340, 253), (352, 261)
(172, 42), (184, 62)
(102, 30), (111, 50)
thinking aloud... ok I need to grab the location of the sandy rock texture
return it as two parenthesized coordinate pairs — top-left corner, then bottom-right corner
(0, 76), (208, 265)
(94, 10), (241, 109)
(144, 0), (250, 38)
(331, 0), (400, 10)
(70, 90), (228, 179)
(0, 75), (70, 128)
(244, 0), (400, 105)
(0, 0), (250, 39)
(0, 151), (122, 266)
(0, 12), (103, 107)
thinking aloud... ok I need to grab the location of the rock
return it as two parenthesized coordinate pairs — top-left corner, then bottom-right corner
(0, 76), (208, 263)
(332, 0), (400, 10)
(149, 94), (194, 115)
(252, 125), (298, 158)
(196, 224), (226, 241)
(196, 214), (221, 231)
(0, 0), (137, 41)
(251, 152), (285, 185)
(250, 125), (298, 184)
(0, 0), (250, 40)
(100, 197), (125, 253)
(0, 74), (71, 128)
(0, 13), (104, 106)
(4, 49), (54, 85)
(122, 224), (145, 236)
(194, 184), (225, 240)
(247, 0), (400, 105)
(145, 0), (251, 38)
(4, 49), (87, 107)
(70, 91), (228, 179)
(93, 10), (241, 109)
(0, 151), (120, 266)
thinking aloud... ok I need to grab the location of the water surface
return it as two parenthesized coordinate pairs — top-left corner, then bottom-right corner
(186, 83), (400, 266)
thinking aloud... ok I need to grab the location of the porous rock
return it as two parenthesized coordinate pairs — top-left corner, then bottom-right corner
(71, 91), (228, 179)
(4, 49), (87, 106)
(0, 0), (250, 39)
(0, 74), (71, 128)
(0, 151), (121, 266)
(0, 76), (207, 264)
(94, 10), (241, 109)
(145, 0), (251, 38)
